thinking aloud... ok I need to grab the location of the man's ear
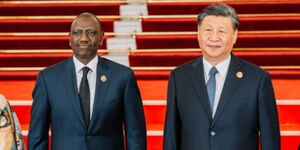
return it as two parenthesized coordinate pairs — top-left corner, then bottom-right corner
(233, 30), (238, 44)
(197, 25), (201, 42)
(99, 31), (104, 45)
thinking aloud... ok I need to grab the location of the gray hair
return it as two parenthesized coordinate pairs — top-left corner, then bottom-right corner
(197, 4), (239, 30)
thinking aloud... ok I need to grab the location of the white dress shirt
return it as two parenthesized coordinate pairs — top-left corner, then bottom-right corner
(203, 55), (231, 118)
(73, 55), (98, 119)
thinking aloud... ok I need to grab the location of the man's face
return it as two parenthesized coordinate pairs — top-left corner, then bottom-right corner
(69, 16), (103, 63)
(197, 15), (237, 64)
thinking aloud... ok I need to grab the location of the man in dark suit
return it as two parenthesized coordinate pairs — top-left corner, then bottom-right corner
(28, 12), (146, 150)
(163, 4), (280, 150)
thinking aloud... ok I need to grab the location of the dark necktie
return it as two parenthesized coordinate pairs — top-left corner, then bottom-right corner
(207, 67), (218, 111)
(79, 67), (90, 127)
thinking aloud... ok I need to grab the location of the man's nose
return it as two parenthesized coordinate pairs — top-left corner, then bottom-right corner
(210, 31), (219, 41)
(80, 32), (88, 41)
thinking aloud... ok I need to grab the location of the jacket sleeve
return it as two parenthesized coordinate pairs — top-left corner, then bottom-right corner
(163, 71), (181, 150)
(258, 72), (281, 150)
(28, 71), (50, 150)
(123, 70), (147, 150)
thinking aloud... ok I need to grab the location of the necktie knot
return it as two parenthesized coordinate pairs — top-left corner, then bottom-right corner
(82, 67), (90, 77)
(209, 67), (218, 76)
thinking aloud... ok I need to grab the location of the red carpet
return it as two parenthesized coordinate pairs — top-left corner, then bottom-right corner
(0, 19), (115, 32)
(3, 16), (300, 32)
(129, 50), (300, 67)
(142, 16), (300, 32)
(136, 33), (300, 49)
(2, 50), (300, 67)
(0, 35), (109, 49)
(0, 1), (300, 149)
(0, 3), (122, 16)
(148, 1), (300, 15)
(1, 69), (300, 80)
(1, 33), (299, 49)
(1, 79), (300, 150)
(1, 79), (300, 101)
(9, 105), (300, 134)
(2, 16), (300, 32)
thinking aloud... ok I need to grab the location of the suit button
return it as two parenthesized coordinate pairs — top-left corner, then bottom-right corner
(210, 131), (216, 136)
(86, 135), (92, 140)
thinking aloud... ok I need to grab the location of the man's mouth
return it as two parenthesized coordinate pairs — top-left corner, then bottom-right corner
(207, 43), (221, 49)
(78, 44), (89, 49)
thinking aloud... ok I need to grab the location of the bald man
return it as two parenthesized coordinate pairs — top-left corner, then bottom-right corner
(28, 12), (146, 150)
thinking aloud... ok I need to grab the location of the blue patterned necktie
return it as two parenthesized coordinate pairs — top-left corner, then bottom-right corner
(207, 67), (218, 111)
(79, 67), (90, 127)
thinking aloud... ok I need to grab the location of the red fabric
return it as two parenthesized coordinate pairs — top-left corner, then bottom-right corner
(0, 19), (115, 32)
(142, 105), (299, 129)
(1, 2), (299, 150)
(1, 77), (300, 150)
(8, 101), (300, 132)
(0, 71), (38, 80)
(130, 52), (201, 66)
(134, 69), (300, 79)
(142, 18), (197, 32)
(3, 16), (299, 32)
(1, 79), (300, 101)
(0, 3), (122, 16)
(0, 34), (235, 50)
(0, 36), (109, 49)
(148, 1), (300, 15)
(137, 80), (168, 100)
(0, 80), (35, 100)
(136, 33), (300, 49)
(129, 51), (300, 66)
(142, 17), (300, 31)
(0, 53), (72, 67)
(12, 105), (298, 131)
(0, 52), (106, 67)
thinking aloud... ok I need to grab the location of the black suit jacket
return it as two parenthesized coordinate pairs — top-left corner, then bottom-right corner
(28, 56), (146, 150)
(163, 54), (280, 150)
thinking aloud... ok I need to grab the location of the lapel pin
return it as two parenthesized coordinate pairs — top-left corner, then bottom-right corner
(101, 75), (107, 82)
(236, 71), (243, 78)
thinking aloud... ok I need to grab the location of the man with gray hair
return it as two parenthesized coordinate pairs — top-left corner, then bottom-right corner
(163, 4), (280, 150)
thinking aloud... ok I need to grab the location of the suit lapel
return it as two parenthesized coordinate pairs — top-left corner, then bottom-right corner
(89, 57), (111, 131)
(188, 57), (212, 121)
(212, 55), (244, 126)
(61, 57), (86, 128)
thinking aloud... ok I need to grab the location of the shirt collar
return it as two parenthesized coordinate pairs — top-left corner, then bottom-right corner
(203, 55), (231, 77)
(73, 55), (98, 73)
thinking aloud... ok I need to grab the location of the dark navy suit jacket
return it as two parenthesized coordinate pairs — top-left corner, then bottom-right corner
(28, 56), (146, 150)
(163, 54), (280, 150)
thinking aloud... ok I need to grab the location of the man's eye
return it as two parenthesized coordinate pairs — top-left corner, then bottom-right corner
(219, 30), (226, 33)
(72, 31), (81, 36)
(88, 31), (97, 36)
(204, 29), (212, 31)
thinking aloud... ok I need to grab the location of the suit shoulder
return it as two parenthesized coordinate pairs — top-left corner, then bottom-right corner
(239, 58), (268, 76)
(39, 58), (69, 75)
(171, 58), (200, 74)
